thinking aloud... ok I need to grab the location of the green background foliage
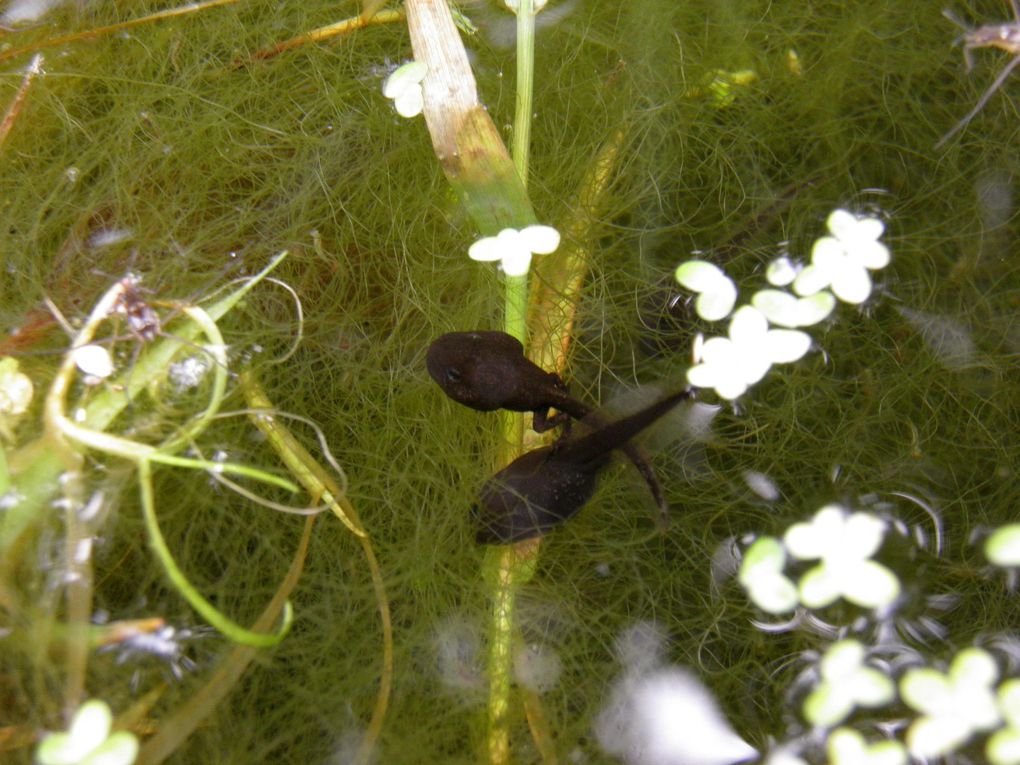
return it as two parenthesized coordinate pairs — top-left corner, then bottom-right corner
(1, 0), (1019, 762)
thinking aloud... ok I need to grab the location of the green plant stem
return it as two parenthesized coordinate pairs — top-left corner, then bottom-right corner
(512, 0), (536, 188)
(484, 3), (541, 762)
(1, 252), (288, 555)
(137, 460), (293, 648)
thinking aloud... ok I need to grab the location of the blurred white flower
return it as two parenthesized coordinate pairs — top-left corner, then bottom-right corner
(902, 648), (1002, 758)
(35, 699), (139, 765)
(783, 505), (900, 609)
(686, 306), (810, 399)
(985, 524), (1020, 568)
(826, 727), (907, 765)
(988, 678), (1020, 765)
(382, 61), (428, 118)
(766, 255), (799, 287)
(596, 667), (757, 765)
(468, 225), (560, 276)
(803, 639), (895, 727)
(751, 289), (836, 328)
(793, 209), (890, 304)
(739, 536), (798, 615)
(674, 260), (738, 321)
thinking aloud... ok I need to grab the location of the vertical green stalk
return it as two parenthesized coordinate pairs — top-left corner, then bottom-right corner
(512, 0), (536, 189)
(486, 3), (539, 762)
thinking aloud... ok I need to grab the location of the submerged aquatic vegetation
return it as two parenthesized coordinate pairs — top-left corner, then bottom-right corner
(0, 0), (1018, 763)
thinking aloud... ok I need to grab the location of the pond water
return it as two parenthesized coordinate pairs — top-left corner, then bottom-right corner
(2, 1), (1019, 763)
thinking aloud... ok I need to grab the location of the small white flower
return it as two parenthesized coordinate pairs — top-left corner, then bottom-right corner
(382, 61), (428, 118)
(686, 306), (811, 399)
(826, 728), (907, 765)
(986, 524), (1020, 567)
(783, 505), (900, 609)
(35, 699), (139, 765)
(803, 639), (895, 727)
(751, 289), (836, 328)
(738, 536), (798, 615)
(675, 260), (738, 321)
(766, 256), (799, 287)
(988, 679), (1020, 765)
(71, 344), (114, 381)
(902, 648), (1002, 758)
(793, 210), (890, 304)
(468, 225), (560, 276)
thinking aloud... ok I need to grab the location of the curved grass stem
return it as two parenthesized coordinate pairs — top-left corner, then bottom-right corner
(241, 372), (393, 764)
(137, 460), (293, 648)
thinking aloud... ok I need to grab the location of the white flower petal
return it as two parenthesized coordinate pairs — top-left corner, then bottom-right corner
(798, 565), (841, 608)
(804, 684), (854, 728)
(811, 236), (846, 272)
(843, 513), (887, 559)
(496, 227), (523, 248)
(987, 726), (1020, 765)
(70, 699), (113, 757)
(686, 363), (718, 388)
(502, 249), (533, 276)
(740, 351), (773, 386)
(795, 291), (837, 326)
(850, 667), (896, 707)
(739, 537), (787, 581)
(830, 264), (872, 304)
(519, 225), (560, 254)
(853, 239), (890, 270)
(952, 648), (999, 688)
(999, 679), (1020, 727)
(785, 507), (845, 559)
(748, 573), (799, 614)
(907, 715), (970, 758)
(695, 279), (737, 321)
(382, 60), (427, 98)
(394, 85), (424, 117)
(826, 209), (861, 239)
(901, 669), (953, 715)
(91, 732), (140, 765)
(752, 289), (800, 327)
(766, 256), (798, 286)
(729, 306), (768, 343)
(714, 376), (749, 400)
(675, 260), (730, 292)
(468, 236), (504, 262)
(792, 264), (832, 297)
(764, 329), (811, 364)
(821, 640), (866, 679)
(72, 344), (114, 379)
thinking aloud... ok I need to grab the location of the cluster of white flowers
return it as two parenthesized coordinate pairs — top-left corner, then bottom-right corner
(467, 224), (561, 276)
(739, 504), (901, 615)
(676, 209), (891, 400)
(735, 501), (1020, 765)
(770, 644), (1020, 765)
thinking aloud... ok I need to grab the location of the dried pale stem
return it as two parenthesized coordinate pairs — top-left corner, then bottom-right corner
(241, 373), (393, 765)
(0, 0), (242, 64)
(0, 53), (42, 149)
(248, 8), (404, 62)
